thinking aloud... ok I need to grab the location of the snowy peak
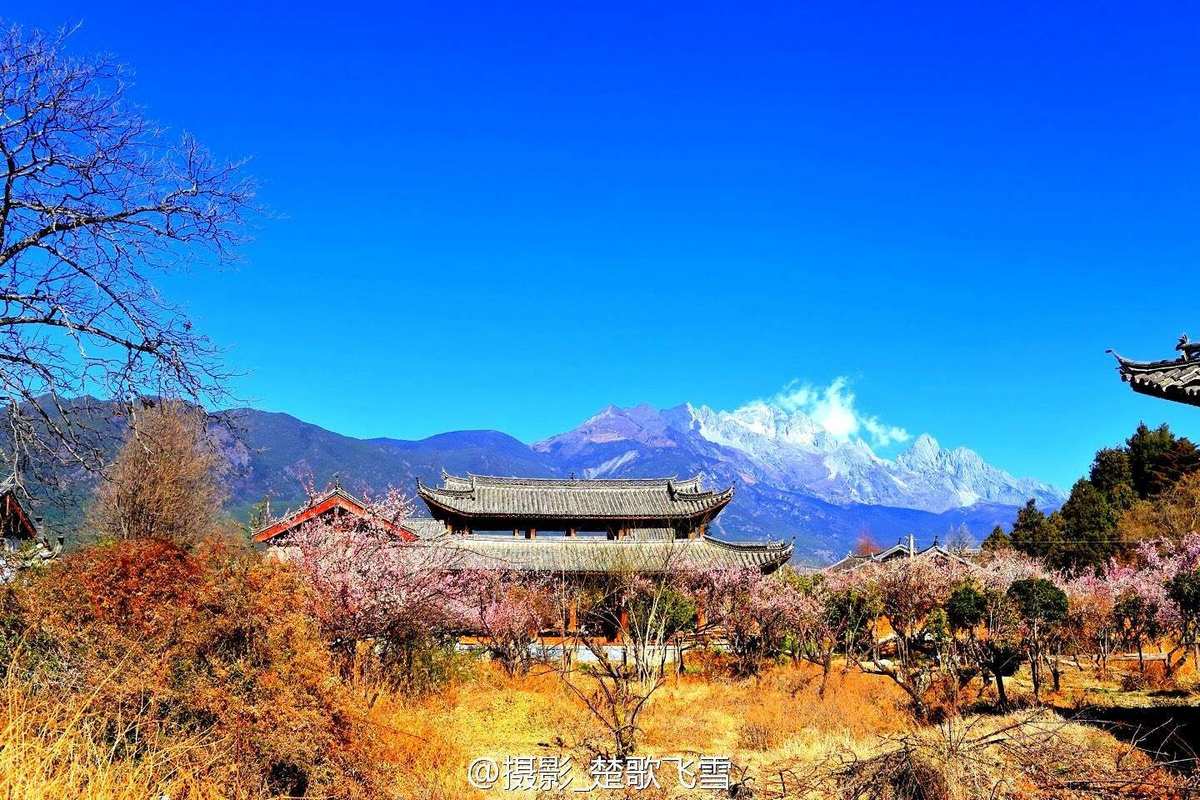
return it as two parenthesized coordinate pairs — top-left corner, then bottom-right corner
(539, 391), (1063, 515)
(690, 401), (842, 456)
(690, 398), (1060, 513)
(899, 433), (942, 469)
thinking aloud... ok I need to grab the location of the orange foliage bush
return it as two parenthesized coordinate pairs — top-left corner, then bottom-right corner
(1119, 661), (1176, 693)
(8, 537), (390, 799)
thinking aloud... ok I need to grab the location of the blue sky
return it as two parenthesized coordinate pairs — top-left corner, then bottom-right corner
(11, 2), (1200, 488)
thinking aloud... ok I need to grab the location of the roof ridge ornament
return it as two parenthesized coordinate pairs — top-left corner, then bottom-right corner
(1179, 332), (1200, 361)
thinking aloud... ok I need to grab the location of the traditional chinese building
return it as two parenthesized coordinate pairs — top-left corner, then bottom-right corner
(0, 476), (60, 581)
(1109, 334), (1200, 407)
(0, 476), (38, 549)
(824, 533), (972, 573)
(414, 472), (791, 573)
(256, 473), (793, 574)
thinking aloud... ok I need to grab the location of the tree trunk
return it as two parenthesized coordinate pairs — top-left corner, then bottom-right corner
(1029, 649), (1041, 703)
(995, 672), (1008, 709)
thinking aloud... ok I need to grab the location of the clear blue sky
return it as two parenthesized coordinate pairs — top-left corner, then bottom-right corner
(11, 2), (1200, 488)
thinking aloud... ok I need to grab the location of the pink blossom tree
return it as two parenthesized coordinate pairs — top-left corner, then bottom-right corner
(694, 567), (801, 677)
(459, 569), (555, 676)
(555, 562), (699, 760)
(1064, 572), (1119, 677)
(1111, 534), (1200, 675)
(788, 568), (880, 697)
(282, 486), (469, 685)
(833, 556), (971, 718)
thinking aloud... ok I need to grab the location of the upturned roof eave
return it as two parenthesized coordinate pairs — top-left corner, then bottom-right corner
(1107, 347), (1200, 407)
(423, 532), (791, 573)
(1108, 349), (1189, 373)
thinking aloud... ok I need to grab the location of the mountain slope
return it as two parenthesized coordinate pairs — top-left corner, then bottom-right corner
(688, 402), (1061, 512)
(531, 402), (1062, 561)
(27, 400), (1061, 564)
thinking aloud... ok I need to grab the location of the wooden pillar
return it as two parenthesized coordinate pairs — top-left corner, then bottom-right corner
(568, 598), (578, 630)
(619, 608), (629, 632)
(512, 528), (520, 537)
(525, 528), (537, 539)
(566, 527), (576, 538)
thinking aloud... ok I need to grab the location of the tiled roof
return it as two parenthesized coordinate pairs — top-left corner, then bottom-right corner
(415, 533), (793, 573)
(0, 474), (37, 541)
(1110, 348), (1200, 407)
(401, 517), (450, 539)
(626, 527), (675, 541)
(824, 543), (972, 572)
(417, 473), (734, 521)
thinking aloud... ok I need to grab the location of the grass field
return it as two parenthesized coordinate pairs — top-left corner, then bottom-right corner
(369, 658), (1187, 799)
(0, 653), (1189, 799)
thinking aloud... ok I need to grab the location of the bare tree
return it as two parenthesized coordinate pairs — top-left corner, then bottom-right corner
(0, 24), (253, 481)
(87, 400), (227, 543)
(946, 523), (977, 554)
(553, 549), (696, 760)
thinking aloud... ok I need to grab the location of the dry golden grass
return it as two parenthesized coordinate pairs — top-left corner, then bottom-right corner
(1003, 655), (1200, 711)
(1, 655), (1184, 799)
(365, 658), (1188, 799)
(0, 674), (249, 800)
(365, 660), (918, 799)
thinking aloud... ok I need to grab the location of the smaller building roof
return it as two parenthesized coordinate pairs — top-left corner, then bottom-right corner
(1109, 336), (1200, 407)
(400, 517), (450, 539)
(253, 486), (418, 543)
(0, 476), (37, 541)
(417, 472), (734, 524)
(825, 540), (972, 572)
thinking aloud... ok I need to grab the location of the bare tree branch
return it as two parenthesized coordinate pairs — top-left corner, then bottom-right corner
(0, 23), (255, 488)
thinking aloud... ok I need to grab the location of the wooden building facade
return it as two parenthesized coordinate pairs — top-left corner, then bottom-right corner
(256, 473), (793, 575)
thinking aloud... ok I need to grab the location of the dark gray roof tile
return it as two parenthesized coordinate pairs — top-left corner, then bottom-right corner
(418, 473), (733, 521)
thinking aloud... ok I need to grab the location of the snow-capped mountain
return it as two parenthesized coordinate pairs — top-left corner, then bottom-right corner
(533, 399), (1064, 561)
(688, 401), (1062, 513)
(26, 395), (1062, 564)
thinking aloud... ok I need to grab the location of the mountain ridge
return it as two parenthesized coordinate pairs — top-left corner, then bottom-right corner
(537, 401), (1061, 514)
(27, 399), (1062, 564)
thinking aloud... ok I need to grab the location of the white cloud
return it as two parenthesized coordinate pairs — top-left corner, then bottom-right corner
(768, 377), (910, 447)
